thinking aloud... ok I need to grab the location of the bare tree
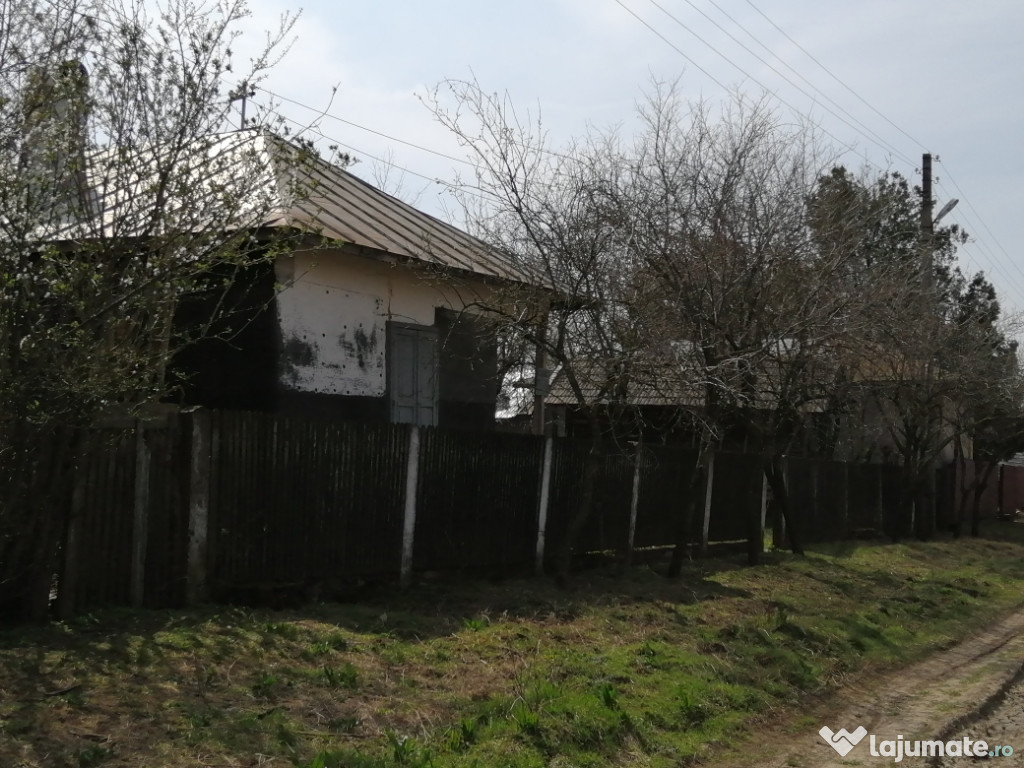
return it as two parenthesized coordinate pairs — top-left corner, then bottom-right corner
(427, 78), (862, 571)
(607, 84), (883, 560)
(428, 72), (1023, 574)
(425, 78), (666, 581)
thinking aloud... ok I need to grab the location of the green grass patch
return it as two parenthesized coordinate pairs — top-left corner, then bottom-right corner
(3, 521), (1024, 767)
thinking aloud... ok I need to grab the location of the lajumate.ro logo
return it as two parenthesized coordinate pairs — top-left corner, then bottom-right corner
(819, 724), (1014, 762)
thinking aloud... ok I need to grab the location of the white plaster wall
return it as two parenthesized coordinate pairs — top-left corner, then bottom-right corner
(274, 249), (489, 396)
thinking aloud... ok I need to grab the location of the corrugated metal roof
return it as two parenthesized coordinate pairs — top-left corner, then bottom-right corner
(543, 357), (827, 412)
(43, 130), (542, 287)
(254, 133), (541, 286)
(543, 361), (706, 408)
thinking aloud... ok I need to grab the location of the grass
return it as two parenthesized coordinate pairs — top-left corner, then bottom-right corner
(3, 521), (1024, 767)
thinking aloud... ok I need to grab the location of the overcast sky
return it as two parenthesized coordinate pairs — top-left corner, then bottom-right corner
(241, 0), (1024, 321)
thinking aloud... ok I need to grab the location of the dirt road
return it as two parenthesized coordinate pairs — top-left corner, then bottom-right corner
(713, 608), (1024, 767)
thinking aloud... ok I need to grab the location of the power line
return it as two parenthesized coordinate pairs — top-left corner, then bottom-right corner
(267, 108), (494, 207)
(274, 112), (445, 186)
(612, 0), (731, 92)
(647, 0), (913, 166)
(727, 0), (1023, 318)
(684, 0), (915, 166)
(256, 85), (476, 168)
(741, 0), (928, 151)
(934, 171), (1024, 307)
(617, 0), (1022, 318)
(612, 0), (897, 176)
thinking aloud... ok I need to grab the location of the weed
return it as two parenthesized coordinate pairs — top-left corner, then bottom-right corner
(525, 679), (561, 708)
(300, 749), (385, 768)
(178, 703), (215, 734)
(302, 752), (330, 768)
(276, 720), (298, 749)
(76, 744), (112, 767)
(322, 662), (359, 689)
(386, 729), (434, 766)
(321, 631), (351, 650)
(382, 647), (408, 665)
(676, 684), (713, 727)
(328, 715), (361, 733)
(596, 682), (619, 710)
(251, 671), (282, 698)
(1, 717), (33, 736)
(445, 715), (485, 751)
(513, 704), (541, 735)
(305, 641), (333, 658)
(302, 631), (349, 660)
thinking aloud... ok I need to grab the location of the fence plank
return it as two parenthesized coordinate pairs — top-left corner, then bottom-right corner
(707, 452), (760, 544)
(23, 406), (1010, 621)
(414, 428), (544, 574)
(187, 411), (211, 602)
(632, 445), (700, 550)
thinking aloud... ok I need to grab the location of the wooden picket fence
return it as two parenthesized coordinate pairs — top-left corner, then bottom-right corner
(40, 409), (1013, 618)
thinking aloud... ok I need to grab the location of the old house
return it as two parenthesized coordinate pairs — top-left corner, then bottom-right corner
(172, 131), (540, 429)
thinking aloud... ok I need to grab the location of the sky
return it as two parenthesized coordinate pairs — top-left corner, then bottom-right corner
(239, 0), (1024, 323)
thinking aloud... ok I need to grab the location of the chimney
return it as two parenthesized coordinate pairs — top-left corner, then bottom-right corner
(20, 60), (93, 222)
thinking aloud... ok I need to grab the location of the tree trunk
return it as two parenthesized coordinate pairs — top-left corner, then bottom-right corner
(747, 478), (763, 566)
(667, 457), (705, 578)
(951, 443), (966, 538)
(764, 454), (803, 556)
(892, 454), (921, 542)
(554, 421), (605, 586)
(970, 461), (998, 537)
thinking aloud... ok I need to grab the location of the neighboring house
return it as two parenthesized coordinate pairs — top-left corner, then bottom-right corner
(823, 341), (972, 465)
(170, 131), (540, 429)
(499, 358), (708, 442)
(524, 341), (973, 463)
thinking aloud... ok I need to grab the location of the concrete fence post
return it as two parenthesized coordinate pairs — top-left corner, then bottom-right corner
(534, 436), (554, 576)
(701, 450), (716, 552)
(400, 425), (420, 588)
(624, 441), (643, 566)
(760, 467), (769, 537)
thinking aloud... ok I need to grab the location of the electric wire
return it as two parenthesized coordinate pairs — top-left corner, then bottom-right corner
(267, 107), (491, 208)
(257, 86), (476, 168)
(741, 0), (929, 151)
(23, 0), (1024, 319)
(611, 0), (731, 92)
(651, 0), (915, 166)
(617, 0), (1022, 321)
(613, 0), (897, 175)
(934, 176), (1024, 311)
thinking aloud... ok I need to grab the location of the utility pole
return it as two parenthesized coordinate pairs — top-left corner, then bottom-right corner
(920, 152), (934, 295)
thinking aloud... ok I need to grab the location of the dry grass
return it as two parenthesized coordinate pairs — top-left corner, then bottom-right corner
(3, 522), (1024, 768)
